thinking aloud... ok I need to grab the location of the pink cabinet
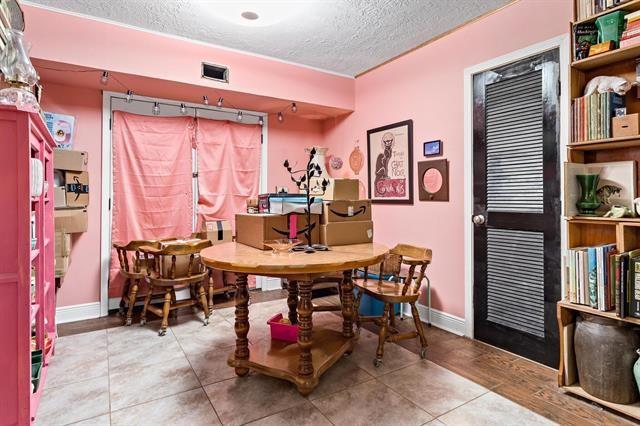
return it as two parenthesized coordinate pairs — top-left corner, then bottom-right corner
(0, 105), (57, 424)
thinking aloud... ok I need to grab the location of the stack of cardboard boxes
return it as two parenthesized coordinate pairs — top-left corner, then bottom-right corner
(53, 149), (89, 277)
(236, 178), (373, 250)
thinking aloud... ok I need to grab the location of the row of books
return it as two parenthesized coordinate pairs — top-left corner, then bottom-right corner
(567, 244), (640, 318)
(571, 92), (625, 142)
(576, 0), (629, 21)
(621, 10), (640, 47)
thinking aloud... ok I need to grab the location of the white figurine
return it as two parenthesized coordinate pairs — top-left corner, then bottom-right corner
(584, 76), (635, 96)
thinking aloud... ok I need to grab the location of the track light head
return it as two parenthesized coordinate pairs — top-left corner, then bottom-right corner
(217, 97), (224, 108)
(126, 90), (134, 103)
(203, 95), (209, 105)
(180, 103), (187, 115)
(277, 112), (284, 123)
(152, 102), (160, 115)
(291, 102), (297, 113)
(237, 111), (243, 121)
(100, 71), (109, 85)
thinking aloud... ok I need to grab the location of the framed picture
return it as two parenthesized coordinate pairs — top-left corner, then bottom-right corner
(367, 120), (413, 204)
(564, 161), (636, 216)
(418, 159), (449, 201)
(423, 140), (442, 157)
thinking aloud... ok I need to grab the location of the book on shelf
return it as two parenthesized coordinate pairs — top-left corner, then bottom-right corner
(568, 245), (640, 318)
(571, 92), (625, 142)
(577, 0), (630, 22)
(574, 23), (598, 60)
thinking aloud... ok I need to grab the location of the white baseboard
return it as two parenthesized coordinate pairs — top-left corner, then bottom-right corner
(56, 302), (102, 324)
(403, 303), (466, 336)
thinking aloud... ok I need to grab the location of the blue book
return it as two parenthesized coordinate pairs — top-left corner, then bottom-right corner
(588, 247), (598, 308)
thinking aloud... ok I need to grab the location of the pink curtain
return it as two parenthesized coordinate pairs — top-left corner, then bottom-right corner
(195, 118), (261, 229)
(109, 112), (195, 298)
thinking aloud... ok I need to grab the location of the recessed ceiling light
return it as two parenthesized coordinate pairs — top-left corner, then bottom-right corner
(241, 11), (259, 20)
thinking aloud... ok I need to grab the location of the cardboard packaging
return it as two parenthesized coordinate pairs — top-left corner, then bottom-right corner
(159, 239), (204, 277)
(613, 113), (640, 138)
(320, 220), (374, 246)
(64, 171), (89, 207)
(54, 149), (88, 172)
(193, 220), (233, 245)
(258, 193), (300, 213)
(54, 186), (66, 208)
(54, 231), (72, 257)
(55, 208), (88, 233)
(55, 255), (70, 277)
(268, 196), (322, 215)
(323, 179), (359, 201)
(322, 200), (372, 224)
(236, 213), (320, 250)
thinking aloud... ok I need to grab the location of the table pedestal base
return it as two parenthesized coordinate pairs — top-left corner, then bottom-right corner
(227, 328), (354, 395)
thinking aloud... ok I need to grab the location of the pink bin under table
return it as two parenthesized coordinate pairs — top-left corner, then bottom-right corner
(268, 313), (299, 342)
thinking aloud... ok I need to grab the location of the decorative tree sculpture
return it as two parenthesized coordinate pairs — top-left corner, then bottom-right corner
(283, 147), (329, 252)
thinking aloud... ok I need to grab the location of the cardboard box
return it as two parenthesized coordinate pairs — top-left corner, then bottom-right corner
(54, 231), (72, 257)
(322, 200), (372, 224)
(54, 186), (66, 208)
(193, 220), (232, 245)
(613, 113), (640, 138)
(320, 220), (374, 246)
(55, 208), (88, 233)
(54, 149), (88, 171)
(55, 255), (70, 277)
(236, 213), (320, 250)
(64, 171), (89, 207)
(159, 239), (203, 277)
(323, 179), (359, 201)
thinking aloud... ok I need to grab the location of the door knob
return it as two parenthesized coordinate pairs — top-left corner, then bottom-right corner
(472, 214), (486, 225)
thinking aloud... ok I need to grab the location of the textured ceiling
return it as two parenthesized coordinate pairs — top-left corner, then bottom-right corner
(25, 0), (512, 76)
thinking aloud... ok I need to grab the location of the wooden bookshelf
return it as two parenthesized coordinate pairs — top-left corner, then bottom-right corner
(563, 2), (640, 420)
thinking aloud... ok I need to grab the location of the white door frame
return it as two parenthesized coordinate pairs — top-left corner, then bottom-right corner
(462, 35), (570, 338)
(99, 91), (269, 315)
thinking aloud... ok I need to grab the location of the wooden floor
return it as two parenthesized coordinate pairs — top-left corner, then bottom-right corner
(59, 290), (635, 425)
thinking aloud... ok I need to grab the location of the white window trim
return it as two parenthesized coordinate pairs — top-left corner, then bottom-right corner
(100, 91), (268, 315)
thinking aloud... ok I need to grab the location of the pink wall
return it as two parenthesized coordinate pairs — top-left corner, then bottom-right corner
(323, 0), (572, 318)
(41, 81), (325, 307)
(40, 83), (103, 306)
(23, 4), (354, 112)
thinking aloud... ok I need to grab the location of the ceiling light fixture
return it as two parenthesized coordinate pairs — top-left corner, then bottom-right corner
(237, 111), (243, 121)
(258, 116), (264, 126)
(210, 1), (310, 27)
(100, 71), (109, 85)
(152, 102), (160, 115)
(291, 102), (297, 113)
(277, 112), (284, 123)
(217, 97), (224, 107)
(241, 11), (259, 20)
(180, 103), (188, 115)
(126, 90), (134, 103)
(203, 95), (209, 105)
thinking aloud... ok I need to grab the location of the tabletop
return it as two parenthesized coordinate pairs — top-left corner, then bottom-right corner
(200, 242), (389, 276)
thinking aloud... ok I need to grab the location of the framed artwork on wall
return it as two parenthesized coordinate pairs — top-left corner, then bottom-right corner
(423, 140), (442, 157)
(367, 119), (413, 204)
(418, 159), (449, 201)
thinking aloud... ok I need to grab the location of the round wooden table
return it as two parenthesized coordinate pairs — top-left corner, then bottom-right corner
(201, 242), (388, 395)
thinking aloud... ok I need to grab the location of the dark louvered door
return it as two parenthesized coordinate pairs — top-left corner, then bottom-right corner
(472, 49), (561, 367)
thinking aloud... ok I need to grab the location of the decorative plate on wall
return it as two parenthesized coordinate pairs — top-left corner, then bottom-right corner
(418, 159), (449, 201)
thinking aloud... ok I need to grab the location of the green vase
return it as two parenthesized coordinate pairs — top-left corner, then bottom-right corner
(576, 174), (600, 215)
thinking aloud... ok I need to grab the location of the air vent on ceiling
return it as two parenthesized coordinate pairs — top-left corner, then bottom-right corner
(202, 62), (229, 83)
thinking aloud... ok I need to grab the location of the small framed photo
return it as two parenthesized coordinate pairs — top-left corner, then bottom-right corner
(423, 140), (442, 157)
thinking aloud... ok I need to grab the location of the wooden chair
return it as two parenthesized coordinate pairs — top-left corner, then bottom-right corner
(113, 239), (160, 326)
(139, 240), (213, 336)
(353, 243), (432, 367)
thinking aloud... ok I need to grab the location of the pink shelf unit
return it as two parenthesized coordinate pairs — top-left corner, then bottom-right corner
(0, 105), (57, 425)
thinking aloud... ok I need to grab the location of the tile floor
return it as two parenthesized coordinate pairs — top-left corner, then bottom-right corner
(38, 297), (554, 426)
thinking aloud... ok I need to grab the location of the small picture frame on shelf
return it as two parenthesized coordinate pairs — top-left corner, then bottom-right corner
(423, 140), (442, 157)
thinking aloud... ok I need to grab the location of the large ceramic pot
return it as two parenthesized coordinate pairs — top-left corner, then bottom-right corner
(574, 313), (640, 404)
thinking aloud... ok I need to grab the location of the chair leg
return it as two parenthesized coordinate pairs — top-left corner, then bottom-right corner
(170, 288), (178, 320)
(410, 302), (428, 358)
(159, 288), (172, 336)
(198, 280), (210, 326)
(125, 279), (139, 326)
(119, 278), (131, 316)
(389, 303), (396, 332)
(140, 283), (154, 326)
(374, 303), (391, 367)
(208, 269), (214, 314)
(353, 289), (363, 336)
